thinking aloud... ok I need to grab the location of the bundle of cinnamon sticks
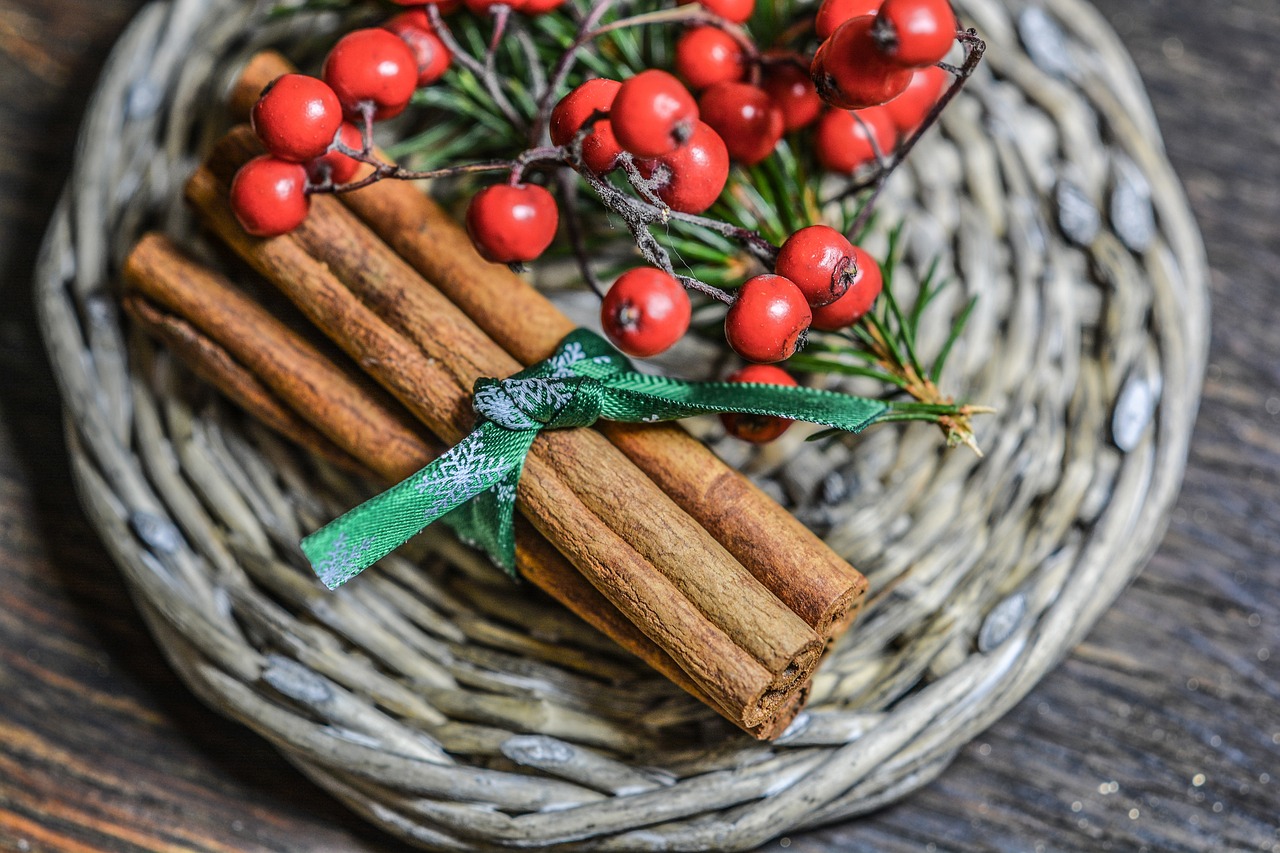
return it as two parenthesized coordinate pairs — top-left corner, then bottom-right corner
(120, 52), (868, 738)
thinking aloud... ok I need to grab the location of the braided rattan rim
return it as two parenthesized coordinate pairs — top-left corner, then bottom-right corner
(34, 0), (1209, 849)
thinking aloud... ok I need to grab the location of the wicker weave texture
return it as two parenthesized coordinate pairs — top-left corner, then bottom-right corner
(35, 0), (1209, 849)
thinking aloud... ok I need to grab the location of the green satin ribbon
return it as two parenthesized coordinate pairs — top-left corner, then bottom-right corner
(302, 329), (891, 589)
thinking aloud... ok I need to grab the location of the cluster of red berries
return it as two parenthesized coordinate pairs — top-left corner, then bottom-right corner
(600, 225), (882, 364)
(231, 14), (454, 237)
(226, 0), (966, 443)
(664, 0), (957, 175)
(551, 69), (730, 215)
(808, 0), (957, 172)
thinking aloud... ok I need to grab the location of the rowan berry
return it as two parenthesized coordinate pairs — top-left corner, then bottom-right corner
(636, 121), (729, 214)
(811, 15), (912, 110)
(465, 183), (559, 264)
(884, 63), (949, 133)
(229, 155), (311, 237)
(724, 274), (812, 363)
(677, 0), (755, 24)
(550, 78), (621, 146)
(873, 0), (957, 68)
(323, 28), (420, 120)
(815, 0), (882, 39)
(611, 70), (699, 159)
(522, 0), (568, 13)
(814, 105), (895, 173)
(698, 81), (784, 166)
(251, 74), (343, 163)
(809, 245), (882, 330)
(675, 26), (745, 91)
(600, 268), (692, 357)
(760, 54), (822, 131)
(775, 225), (858, 307)
(306, 122), (364, 185)
(719, 364), (798, 442)
(580, 119), (623, 174)
(384, 12), (452, 86)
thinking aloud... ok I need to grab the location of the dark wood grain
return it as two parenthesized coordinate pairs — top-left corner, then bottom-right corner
(1, 1), (1277, 851)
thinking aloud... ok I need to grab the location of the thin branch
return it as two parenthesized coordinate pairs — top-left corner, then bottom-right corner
(845, 30), (987, 238)
(556, 168), (606, 298)
(427, 3), (527, 132)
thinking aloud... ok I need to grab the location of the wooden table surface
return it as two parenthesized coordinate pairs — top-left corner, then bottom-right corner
(1, 1), (1277, 851)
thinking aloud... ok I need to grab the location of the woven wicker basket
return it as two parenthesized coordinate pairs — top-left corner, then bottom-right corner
(35, 0), (1209, 848)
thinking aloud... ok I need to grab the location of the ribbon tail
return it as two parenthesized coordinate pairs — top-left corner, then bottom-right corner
(440, 464), (522, 575)
(302, 425), (529, 588)
(587, 371), (892, 433)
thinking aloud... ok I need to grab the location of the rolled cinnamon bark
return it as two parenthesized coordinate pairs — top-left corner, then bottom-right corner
(122, 291), (365, 474)
(186, 158), (820, 729)
(231, 52), (868, 641)
(122, 233), (803, 737)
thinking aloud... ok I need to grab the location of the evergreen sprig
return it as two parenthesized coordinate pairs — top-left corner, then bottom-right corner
(271, 0), (989, 451)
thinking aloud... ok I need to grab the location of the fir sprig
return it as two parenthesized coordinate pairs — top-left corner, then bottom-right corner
(791, 226), (990, 452)
(279, 0), (989, 451)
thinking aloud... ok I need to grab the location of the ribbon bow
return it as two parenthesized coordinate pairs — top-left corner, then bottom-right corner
(302, 329), (892, 588)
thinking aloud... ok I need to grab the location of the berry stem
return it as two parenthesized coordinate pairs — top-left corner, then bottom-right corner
(531, 0), (620, 144)
(555, 167), (607, 298)
(576, 164), (738, 304)
(312, 146), (559, 195)
(845, 29), (987, 239)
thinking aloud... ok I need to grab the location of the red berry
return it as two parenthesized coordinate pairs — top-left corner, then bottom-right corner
(724, 274), (812, 363)
(698, 81), (784, 166)
(810, 245), (883, 330)
(884, 63), (949, 133)
(251, 74), (343, 163)
(811, 15), (913, 110)
(323, 28), (419, 120)
(229, 155), (311, 237)
(306, 122), (364, 185)
(775, 225), (859, 307)
(814, 105), (895, 173)
(760, 54), (823, 131)
(873, 0), (957, 68)
(600, 268), (692, 357)
(550, 78), (621, 147)
(522, 0), (568, 13)
(465, 183), (559, 264)
(465, 0), (530, 12)
(815, 0), (882, 39)
(580, 119), (623, 174)
(719, 364), (799, 442)
(384, 13), (452, 86)
(677, 0), (755, 24)
(675, 26), (745, 91)
(611, 70), (700, 158)
(636, 121), (730, 214)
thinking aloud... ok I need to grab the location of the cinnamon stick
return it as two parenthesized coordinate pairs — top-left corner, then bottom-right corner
(122, 234), (805, 736)
(232, 52), (868, 642)
(122, 291), (364, 474)
(186, 157), (820, 729)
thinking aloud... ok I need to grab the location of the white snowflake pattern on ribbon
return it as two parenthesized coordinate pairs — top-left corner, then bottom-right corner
(474, 378), (572, 429)
(316, 532), (376, 586)
(548, 340), (587, 377)
(413, 431), (513, 521)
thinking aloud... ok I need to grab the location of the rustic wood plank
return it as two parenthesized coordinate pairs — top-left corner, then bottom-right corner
(0, 0), (1275, 851)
